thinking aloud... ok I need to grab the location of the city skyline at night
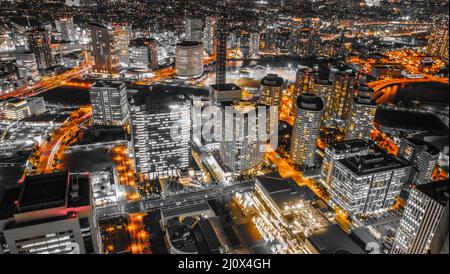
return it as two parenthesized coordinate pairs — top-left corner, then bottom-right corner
(0, 0), (448, 261)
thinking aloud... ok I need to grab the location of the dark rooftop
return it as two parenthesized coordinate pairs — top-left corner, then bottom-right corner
(296, 93), (324, 111)
(415, 180), (449, 206)
(328, 139), (372, 152)
(129, 38), (156, 47)
(177, 40), (203, 47)
(17, 172), (69, 213)
(307, 224), (366, 254)
(261, 74), (284, 87)
(211, 83), (241, 91)
(404, 138), (441, 156)
(340, 151), (409, 176)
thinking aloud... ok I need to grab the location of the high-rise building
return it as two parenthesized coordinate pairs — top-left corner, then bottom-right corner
(220, 101), (265, 173)
(55, 17), (77, 41)
(426, 21), (449, 59)
(392, 180), (449, 254)
(345, 85), (377, 141)
(330, 151), (411, 216)
(89, 80), (129, 126)
(185, 17), (203, 42)
(0, 172), (100, 254)
(249, 32), (260, 58)
(15, 46), (39, 80)
(203, 16), (217, 55)
(294, 67), (316, 96)
(175, 41), (204, 79)
(129, 38), (158, 70)
(259, 74), (284, 107)
(88, 23), (120, 75)
(290, 94), (323, 169)
(215, 17), (228, 86)
(1, 97), (45, 121)
(398, 138), (440, 185)
(313, 78), (333, 126)
(330, 70), (357, 123)
(113, 23), (131, 66)
(28, 28), (53, 73)
(320, 139), (371, 190)
(129, 86), (191, 179)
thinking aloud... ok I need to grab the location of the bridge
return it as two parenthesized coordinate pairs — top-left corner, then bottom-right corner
(368, 76), (449, 92)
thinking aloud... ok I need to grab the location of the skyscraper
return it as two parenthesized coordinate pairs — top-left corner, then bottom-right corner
(28, 28), (53, 73)
(215, 17), (228, 86)
(203, 16), (217, 55)
(290, 94), (323, 169)
(294, 67), (316, 96)
(88, 23), (120, 75)
(113, 23), (131, 66)
(129, 86), (191, 179)
(249, 31), (260, 59)
(345, 85), (377, 141)
(398, 138), (440, 185)
(0, 172), (100, 254)
(330, 70), (357, 123)
(392, 180), (449, 254)
(259, 74), (284, 107)
(320, 139), (371, 190)
(89, 80), (129, 126)
(220, 101), (265, 173)
(330, 151), (411, 216)
(129, 38), (158, 70)
(175, 41), (204, 79)
(185, 17), (203, 42)
(313, 78), (333, 126)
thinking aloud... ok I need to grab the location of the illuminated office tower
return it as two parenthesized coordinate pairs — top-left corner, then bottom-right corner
(89, 80), (129, 126)
(55, 17), (77, 41)
(345, 85), (377, 141)
(427, 22), (449, 59)
(113, 23), (131, 66)
(259, 74), (284, 107)
(15, 46), (39, 80)
(129, 87), (190, 179)
(330, 70), (357, 123)
(175, 41), (204, 79)
(398, 138), (440, 185)
(313, 78), (333, 125)
(129, 38), (158, 70)
(294, 67), (316, 96)
(203, 16), (217, 55)
(249, 32), (260, 58)
(320, 139), (371, 190)
(88, 23), (120, 75)
(220, 101), (265, 173)
(290, 94), (323, 169)
(215, 17), (228, 86)
(392, 180), (449, 254)
(27, 28), (53, 73)
(0, 172), (100, 254)
(185, 17), (203, 42)
(330, 151), (411, 216)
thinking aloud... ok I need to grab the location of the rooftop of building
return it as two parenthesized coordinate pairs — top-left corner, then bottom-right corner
(211, 83), (241, 91)
(306, 224), (366, 254)
(314, 78), (333, 85)
(15, 172), (91, 214)
(339, 151), (409, 176)
(177, 40), (203, 47)
(129, 38), (156, 47)
(91, 80), (125, 89)
(403, 138), (441, 156)
(296, 93), (324, 111)
(256, 172), (318, 209)
(261, 74), (284, 87)
(328, 139), (372, 152)
(415, 180), (449, 206)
